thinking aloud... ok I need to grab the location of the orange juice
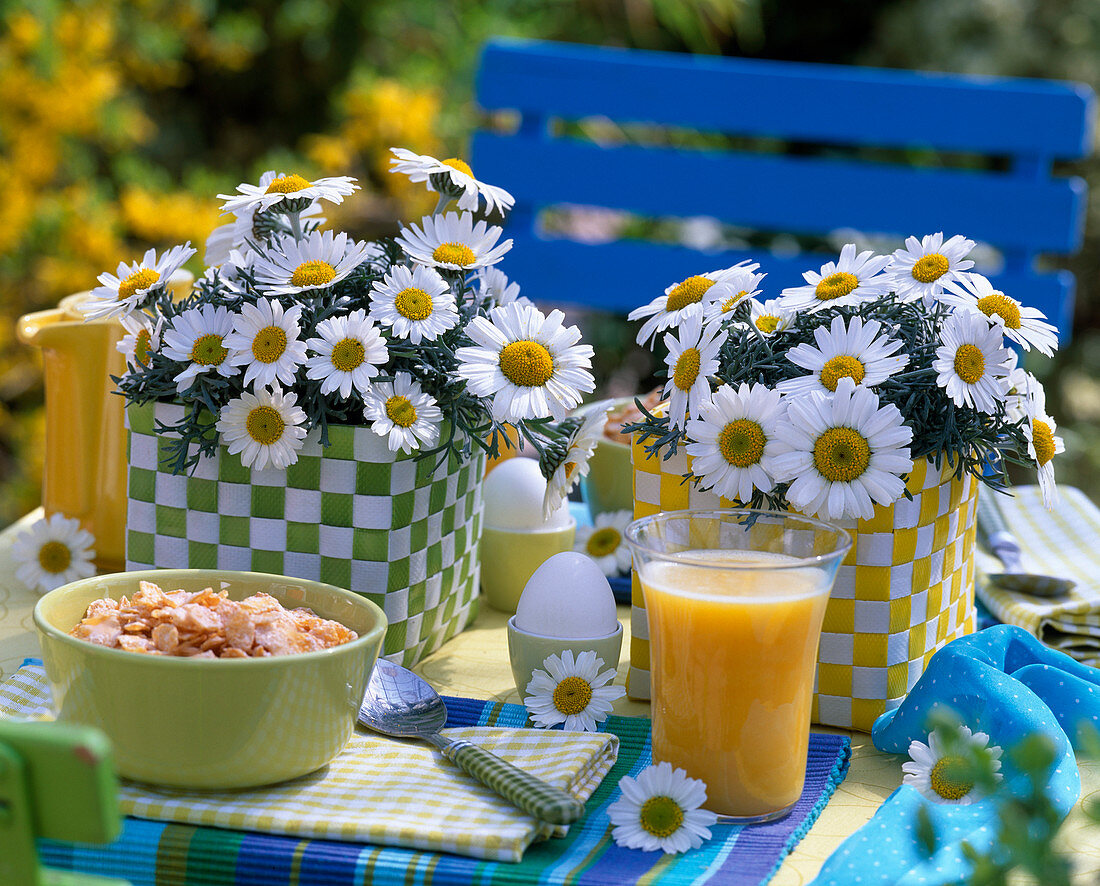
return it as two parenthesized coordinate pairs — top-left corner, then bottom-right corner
(639, 550), (831, 818)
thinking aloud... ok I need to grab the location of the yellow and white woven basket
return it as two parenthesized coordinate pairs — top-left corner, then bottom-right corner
(629, 439), (979, 732)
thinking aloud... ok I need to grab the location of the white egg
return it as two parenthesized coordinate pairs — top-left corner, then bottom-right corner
(482, 457), (573, 530)
(515, 551), (619, 638)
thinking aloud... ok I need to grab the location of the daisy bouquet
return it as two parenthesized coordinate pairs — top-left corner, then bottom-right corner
(92, 149), (596, 506)
(628, 234), (1065, 522)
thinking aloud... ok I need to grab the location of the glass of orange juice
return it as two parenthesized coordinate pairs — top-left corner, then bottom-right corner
(625, 508), (851, 823)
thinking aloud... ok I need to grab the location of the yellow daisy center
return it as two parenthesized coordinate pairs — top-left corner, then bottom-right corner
(586, 527), (622, 558)
(432, 242), (477, 267)
(252, 325), (287, 364)
(552, 676), (593, 716)
(330, 337), (365, 372)
(118, 268), (161, 301)
(385, 395), (418, 428)
(718, 419), (766, 468)
(394, 286), (434, 321)
(929, 755), (974, 801)
(38, 540), (72, 574)
(665, 276), (715, 312)
(813, 427), (871, 482)
(190, 333), (228, 366)
(953, 344), (986, 385)
(1031, 419), (1056, 465)
(755, 315), (780, 334)
(265, 173), (311, 194)
(499, 340), (554, 388)
(815, 271), (859, 302)
(442, 158), (474, 177)
(639, 796), (685, 838)
(820, 355), (866, 392)
(976, 293), (1022, 329)
(134, 329), (153, 365)
(672, 348), (701, 392)
(291, 260), (337, 289)
(911, 253), (950, 283)
(720, 291), (749, 313)
(245, 405), (285, 446)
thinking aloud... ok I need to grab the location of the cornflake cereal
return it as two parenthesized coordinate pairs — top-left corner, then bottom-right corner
(69, 582), (358, 658)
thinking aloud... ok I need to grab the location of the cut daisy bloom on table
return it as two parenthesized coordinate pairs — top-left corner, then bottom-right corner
(686, 382), (785, 504)
(160, 303), (238, 394)
(389, 147), (515, 216)
(776, 314), (908, 397)
(772, 379), (914, 522)
(252, 230), (375, 295)
(524, 649), (625, 732)
(607, 761), (719, 854)
(304, 309), (388, 399)
(368, 263), (458, 344)
(574, 510), (633, 577)
(215, 385), (309, 471)
(942, 271), (1059, 356)
(455, 302), (595, 422)
(82, 243), (195, 320)
(223, 298), (309, 389)
(396, 211), (512, 273)
(902, 725), (1003, 805)
(629, 262), (760, 348)
(777, 243), (892, 313)
(885, 232), (975, 304)
(543, 406), (608, 518)
(661, 308), (723, 430)
(932, 310), (1013, 414)
(218, 171), (358, 216)
(12, 513), (96, 595)
(117, 313), (164, 369)
(362, 371), (443, 454)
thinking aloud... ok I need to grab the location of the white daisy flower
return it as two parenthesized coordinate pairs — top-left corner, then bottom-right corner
(396, 211), (512, 272)
(748, 298), (796, 335)
(117, 312), (164, 369)
(389, 147), (515, 216)
(304, 309), (389, 399)
(932, 311), (1013, 414)
(455, 302), (595, 422)
(205, 189), (325, 266)
(701, 267), (767, 325)
(368, 263), (458, 344)
(629, 262), (759, 348)
(223, 298), (309, 390)
(776, 244), (892, 313)
(607, 761), (719, 854)
(574, 510), (633, 577)
(776, 314), (908, 397)
(771, 379), (914, 522)
(941, 272), (1059, 356)
(1021, 386), (1065, 509)
(215, 385), (309, 471)
(523, 649), (625, 732)
(161, 304), (238, 393)
(543, 406), (608, 519)
(12, 513), (96, 595)
(661, 309), (723, 430)
(685, 382), (785, 503)
(82, 243), (196, 320)
(362, 371), (442, 454)
(218, 171), (358, 215)
(252, 230), (375, 296)
(886, 232), (975, 304)
(476, 266), (532, 309)
(902, 725), (1003, 805)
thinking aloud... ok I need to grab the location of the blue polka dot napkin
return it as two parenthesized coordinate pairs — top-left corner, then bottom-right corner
(812, 626), (1100, 884)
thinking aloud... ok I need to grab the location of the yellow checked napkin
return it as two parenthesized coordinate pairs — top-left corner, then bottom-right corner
(0, 664), (618, 863)
(976, 484), (1100, 667)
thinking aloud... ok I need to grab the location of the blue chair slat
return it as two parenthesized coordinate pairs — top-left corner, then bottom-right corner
(477, 39), (1095, 157)
(473, 133), (1088, 254)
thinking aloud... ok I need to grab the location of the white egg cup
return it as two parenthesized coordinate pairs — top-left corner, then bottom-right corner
(506, 616), (623, 700)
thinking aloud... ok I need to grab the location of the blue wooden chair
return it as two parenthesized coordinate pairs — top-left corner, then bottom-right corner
(472, 38), (1094, 341)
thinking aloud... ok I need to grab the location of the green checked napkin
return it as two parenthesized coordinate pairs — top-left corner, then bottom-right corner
(1, 664), (618, 863)
(976, 484), (1100, 667)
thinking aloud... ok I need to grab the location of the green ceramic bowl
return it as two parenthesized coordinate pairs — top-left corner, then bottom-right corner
(577, 398), (634, 519)
(34, 569), (387, 790)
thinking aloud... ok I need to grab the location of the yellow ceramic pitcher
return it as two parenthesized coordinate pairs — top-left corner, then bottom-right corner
(17, 273), (192, 572)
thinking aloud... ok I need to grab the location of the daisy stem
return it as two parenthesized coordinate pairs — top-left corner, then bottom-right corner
(433, 194), (451, 215)
(288, 210), (303, 241)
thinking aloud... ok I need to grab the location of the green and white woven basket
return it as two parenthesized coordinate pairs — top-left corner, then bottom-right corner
(125, 401), (485, 665)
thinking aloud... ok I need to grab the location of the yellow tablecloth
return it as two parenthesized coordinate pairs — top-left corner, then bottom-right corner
(2, 509), (1097, 882)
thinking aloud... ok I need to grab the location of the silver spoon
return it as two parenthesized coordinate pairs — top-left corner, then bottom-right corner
(977, 492), (1075, 597)
(358, 658), (586, 825)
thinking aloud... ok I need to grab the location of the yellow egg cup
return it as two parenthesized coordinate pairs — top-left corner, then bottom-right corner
(507, 617), (623, 699)
(479, 522), (576, 613)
